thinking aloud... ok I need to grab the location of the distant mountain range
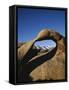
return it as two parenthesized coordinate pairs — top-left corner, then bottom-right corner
(18, 42), (55, 55)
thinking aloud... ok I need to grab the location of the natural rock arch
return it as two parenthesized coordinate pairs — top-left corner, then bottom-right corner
(17, 29), (65, 82)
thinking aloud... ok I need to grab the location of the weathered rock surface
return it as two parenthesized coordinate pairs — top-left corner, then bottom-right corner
(17, 29), (65, 82)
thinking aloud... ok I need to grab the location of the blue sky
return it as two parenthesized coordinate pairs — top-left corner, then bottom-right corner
(17, 7), (65, 48)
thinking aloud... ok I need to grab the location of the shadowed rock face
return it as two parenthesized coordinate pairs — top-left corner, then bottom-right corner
(17, 29), (65, 82)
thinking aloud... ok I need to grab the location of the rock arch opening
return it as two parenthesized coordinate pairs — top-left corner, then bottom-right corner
(34, 40), (56, 50)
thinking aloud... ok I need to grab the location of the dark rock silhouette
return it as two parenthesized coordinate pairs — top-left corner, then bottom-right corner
(17, 29), (65, 82)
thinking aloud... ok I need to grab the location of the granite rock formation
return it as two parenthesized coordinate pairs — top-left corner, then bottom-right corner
(17, 29), (65, 82)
